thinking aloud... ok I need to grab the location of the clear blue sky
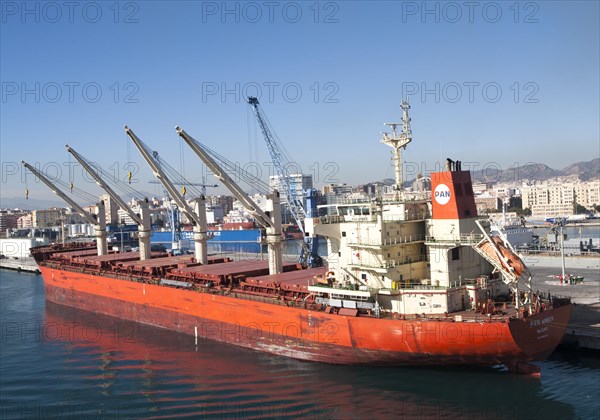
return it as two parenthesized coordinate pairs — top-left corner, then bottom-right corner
(1, 0), (599, 204)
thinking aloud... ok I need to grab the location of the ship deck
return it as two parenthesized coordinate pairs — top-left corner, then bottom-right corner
(167, 260), (300, 283)
(245, 267), (327, 286)
(32, 244), (570, 322)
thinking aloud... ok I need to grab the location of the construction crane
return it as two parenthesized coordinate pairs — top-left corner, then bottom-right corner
(22, 161), (108, 256)
(65, 145), (152, 260)
(246, 96), (322, 268)
(124, 126), (209, 264)
(176, 126), (284, 275)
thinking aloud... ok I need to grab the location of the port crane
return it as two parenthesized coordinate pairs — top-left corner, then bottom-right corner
(176, 126), (284, 275)
(22, 161), (108, 256)
(246, 97), (322, 268)
(124, 126), (210, 264)
(65, 145), (152, 260)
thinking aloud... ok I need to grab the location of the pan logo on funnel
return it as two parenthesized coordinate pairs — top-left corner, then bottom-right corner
(434, 184), (451, 205)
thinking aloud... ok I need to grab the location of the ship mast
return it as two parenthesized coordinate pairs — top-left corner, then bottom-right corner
(381, 100), (412, 200)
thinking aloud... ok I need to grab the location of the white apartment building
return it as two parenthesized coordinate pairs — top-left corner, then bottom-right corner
(522, 179), (600, 217)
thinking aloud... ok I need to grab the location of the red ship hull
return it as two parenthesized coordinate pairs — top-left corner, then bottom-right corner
(39, 266), (572, 366)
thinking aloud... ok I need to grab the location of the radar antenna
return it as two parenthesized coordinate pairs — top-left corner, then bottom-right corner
(381, 100), (412, 199)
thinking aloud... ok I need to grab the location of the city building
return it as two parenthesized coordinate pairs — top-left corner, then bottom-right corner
(269, 173), (313, 224)
(472, 182), (493, 195)
(207, 195), (234, 216)
(322, 183), (353, 195)
(100, 194), (119, 225)
(32, 208), (63, 228)
(522, 179), (600, 217)
(206, 205), (224, 224)
(0, 212), (21, 231)
(17, 213), (33, 229)
(270, 173), (313, 203)
(474, 196), (501, 214)
(411, 174), (431, 193)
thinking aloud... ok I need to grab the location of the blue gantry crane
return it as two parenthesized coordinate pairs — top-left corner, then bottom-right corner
(247, 96), (322, 268)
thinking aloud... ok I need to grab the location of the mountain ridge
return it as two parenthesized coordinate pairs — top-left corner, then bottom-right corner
(469, 158), (599, 183)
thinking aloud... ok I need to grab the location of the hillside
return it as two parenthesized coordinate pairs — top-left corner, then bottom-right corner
(561, 158), (600, 181)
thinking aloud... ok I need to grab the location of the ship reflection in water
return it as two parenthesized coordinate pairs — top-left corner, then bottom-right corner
(17, 302), (590, 419)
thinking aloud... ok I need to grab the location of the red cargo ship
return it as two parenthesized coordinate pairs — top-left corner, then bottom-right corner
(30, 102), (572, 369)
(31, 165), (572, 368)
(32, 245), (571, 367)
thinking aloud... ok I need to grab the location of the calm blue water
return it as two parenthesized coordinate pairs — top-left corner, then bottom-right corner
(1, 270), (599, 419)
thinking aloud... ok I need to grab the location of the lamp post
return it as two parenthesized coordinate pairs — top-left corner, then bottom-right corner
(560, 221), (566, 282)
(113, 229), (125, 252)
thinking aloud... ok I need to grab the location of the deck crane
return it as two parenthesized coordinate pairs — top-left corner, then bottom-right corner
(148, 161), (182, 250)
(246, 97), (322, 268)
(124, 126), (209, 265)
(149, 174), (217, 250)
(176, 126), (284, 275)
(149, 178), (217, 196)
(22, 161), (108, 256)
(65, 145), (152, 261)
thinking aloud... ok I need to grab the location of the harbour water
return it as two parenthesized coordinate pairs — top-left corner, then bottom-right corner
(1, 270), (599, 419)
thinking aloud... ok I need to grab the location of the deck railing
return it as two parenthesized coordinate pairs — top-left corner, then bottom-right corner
(425, 234), (483, 244)
(346, 234), (426, 247)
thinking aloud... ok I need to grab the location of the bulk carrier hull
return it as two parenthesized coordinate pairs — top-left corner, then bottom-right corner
(27, 102), (573, 369)
(39, 265), (572, 366)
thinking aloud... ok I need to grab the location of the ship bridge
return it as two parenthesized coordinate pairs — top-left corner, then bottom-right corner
(304, 198), (431, 295)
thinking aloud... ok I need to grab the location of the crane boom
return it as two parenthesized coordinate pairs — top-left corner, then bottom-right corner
(23, 161), (98, 226)
(247, 97), (306, 229)
(125, 126), (199, 226)
(246, 97), (322, 268)
(124, 126), (209, 264)
(176, 126), (283, 274)
(65, 144), (143, 226)
(176, 127), (275, 230)
(65, 144), (151, 260)
(22, 160), (108, 256)
(148, 180), (218, 196)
